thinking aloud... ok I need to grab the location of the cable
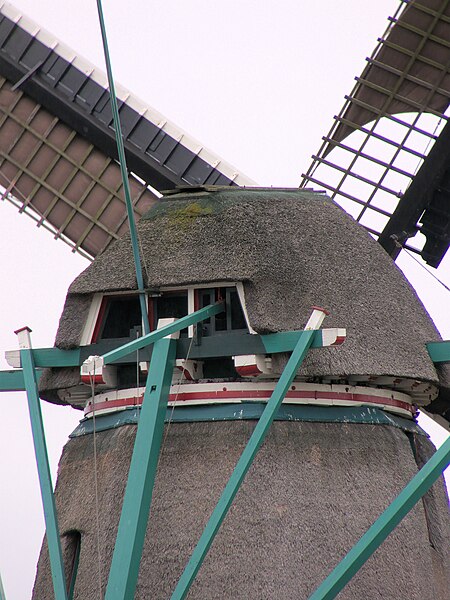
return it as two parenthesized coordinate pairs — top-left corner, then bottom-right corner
(160, 332), (196, 457)
(89, 364), (103, 599)
(412, 116), (443, 178)
(403, 247), (450, 293)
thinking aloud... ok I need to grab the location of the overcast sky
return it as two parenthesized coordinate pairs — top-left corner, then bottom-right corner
(0, 1), (449, 598)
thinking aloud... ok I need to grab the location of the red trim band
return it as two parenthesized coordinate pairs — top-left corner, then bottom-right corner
(85, 388), (414, 417)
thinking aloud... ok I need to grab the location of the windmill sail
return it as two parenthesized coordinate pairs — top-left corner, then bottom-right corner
(0, 2), (255, 258)
(301, 0), (450, 268)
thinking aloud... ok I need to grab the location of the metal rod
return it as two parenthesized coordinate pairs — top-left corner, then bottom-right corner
(16, 328), (68, 600)
(171, 308), (327, 600)
(96, 0), (150, 334)
(104, 337), (177, 599)
(308, 435), (450, 600)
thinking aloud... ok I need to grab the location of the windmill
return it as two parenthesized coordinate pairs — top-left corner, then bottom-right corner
(0, 1), (448, 600)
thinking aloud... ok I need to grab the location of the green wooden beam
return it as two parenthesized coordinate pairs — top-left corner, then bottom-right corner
(1, 327), (344, 378)
(104, 337), (176, 600)
(308, 435), (450, 600)
(175, 328), (337, 360)
(26, 348), (80, 368)
(17, 329), (68, 600)
(171, 326), (318, 600)
(261, 328), (344, 353)
(426, 340), (450, 363)
(6, 348), (81, 369)
(89, 327), (341, 358)
(3, 346), (81, 372)
(0, 369), (42, 391)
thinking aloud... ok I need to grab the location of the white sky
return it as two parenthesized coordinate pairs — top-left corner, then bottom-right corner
(0, 1), (449, 598)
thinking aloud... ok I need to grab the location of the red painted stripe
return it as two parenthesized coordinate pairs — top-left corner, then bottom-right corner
(194, 289), (199, 312)
(311, 306), (330, 315)
(148, 297), (155, 332)
(85, 388), (414, 416)
(81, 374), (107, 385)
(85, 396), (142, 415)
(91, 297), (108, 343)
(235, 365), (262, 377)
(176, 366), (194, 381)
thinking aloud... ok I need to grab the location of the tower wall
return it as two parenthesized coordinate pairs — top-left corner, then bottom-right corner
(32, 420), (450, 599)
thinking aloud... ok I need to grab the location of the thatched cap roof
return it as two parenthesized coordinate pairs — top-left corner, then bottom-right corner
(43, 187), (448, 405)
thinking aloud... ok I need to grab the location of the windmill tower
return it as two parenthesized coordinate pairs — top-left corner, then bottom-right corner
(0, 1), (445, 597)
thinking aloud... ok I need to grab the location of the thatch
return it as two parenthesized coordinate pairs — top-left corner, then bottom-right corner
(39, 187), (448, 405)
(38, 367), (84, 406)
(32, 420), (450, 599)
(55, 294), (92, 350)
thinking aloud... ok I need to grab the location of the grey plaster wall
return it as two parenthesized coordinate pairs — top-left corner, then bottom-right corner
(32, 420), (450, 599)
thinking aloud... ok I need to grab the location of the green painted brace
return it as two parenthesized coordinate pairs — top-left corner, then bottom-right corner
(104, 337), (177, 600)
(170, 327), (318, 600)
(0, 368), (42, 390)
(426, 340), (450, 363)
(308, 435), (450, 600)
(20, 346), (68, 600)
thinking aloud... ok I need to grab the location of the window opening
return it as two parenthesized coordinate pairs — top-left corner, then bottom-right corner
(203, 357), (236, 379)
(62, 530), (81, 597)
(150, 291), (189, 337)
(228, 288), (247, 330)
(94, 296), (142, 341)
(196, 287), (247, 336)
(118, 364), (146, 389)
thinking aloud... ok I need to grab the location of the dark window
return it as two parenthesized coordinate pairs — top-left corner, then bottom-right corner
(95, 296), (142, 341)
(196, 287), (247, 336)
(229, 289), (247, 330)
(150, 291), (188, 337)
(203, 357), (236, 379)
(118, 364), (146, 389)
(62, 530), (81, 596)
